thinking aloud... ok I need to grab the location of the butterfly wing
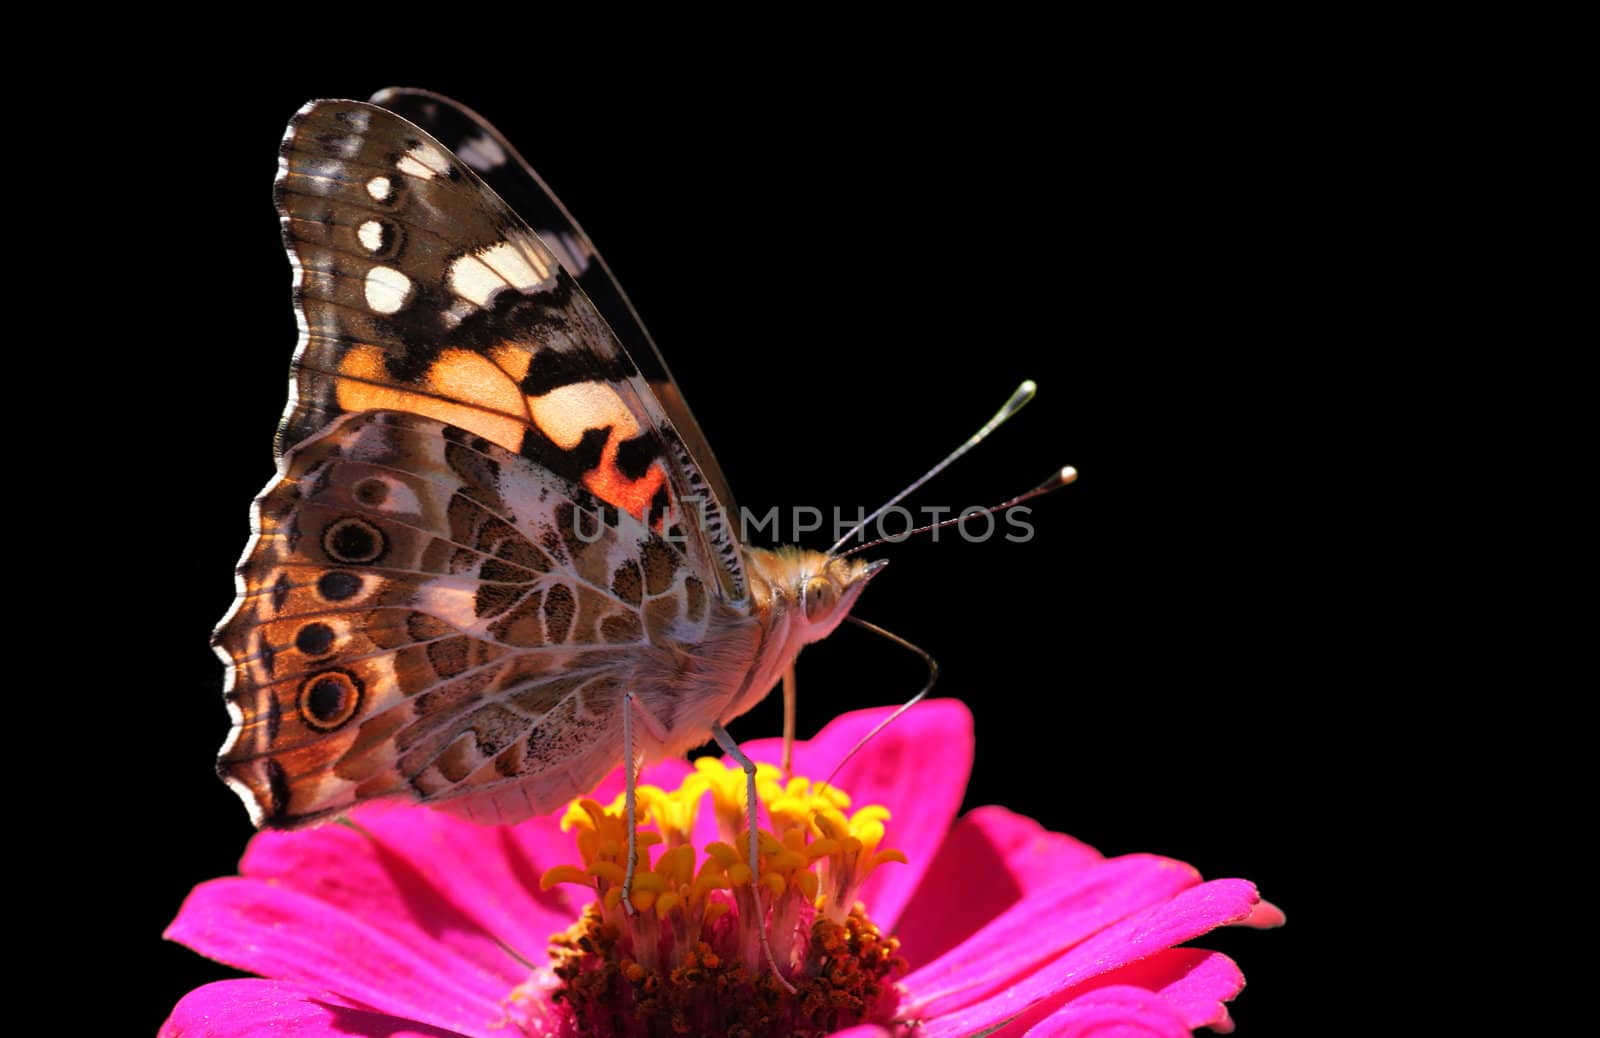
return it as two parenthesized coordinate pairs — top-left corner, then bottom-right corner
(269, 99), (745, 598)
(218, 99), (743, 826)
(217, 411), (714, 827)
(366, 86), (741, 525)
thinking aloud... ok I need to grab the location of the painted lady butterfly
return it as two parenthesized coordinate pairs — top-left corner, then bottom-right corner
(214, 90), (1071, 896)
(215, 89), (892, 835)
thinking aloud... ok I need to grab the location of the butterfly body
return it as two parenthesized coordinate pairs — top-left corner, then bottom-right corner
(216, 94), (881, 829)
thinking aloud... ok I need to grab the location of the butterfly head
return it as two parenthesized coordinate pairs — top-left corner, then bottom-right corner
(749, 548), (887, 644)
(805, 553), (889, 641)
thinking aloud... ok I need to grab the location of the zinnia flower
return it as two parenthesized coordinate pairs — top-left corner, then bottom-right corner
(164, 700), (1283, 1036)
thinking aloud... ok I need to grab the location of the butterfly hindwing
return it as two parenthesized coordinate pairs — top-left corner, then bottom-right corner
(272, 99), (745, 599)
(217, 410), (714, 827)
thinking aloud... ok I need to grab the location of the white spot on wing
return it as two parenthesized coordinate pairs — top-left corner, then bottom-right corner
(364, 265), (413, 314)
(482, 238), (552, 287)
(358, 221), (384, 252)
(457, 132), (507, 170)
(448, 233), (555, 307)
(397, 141), (451, 180)
(396, 154), (433, 179)
(367, 176), (393, 201)
(530, 381), (640, 448)
(448, 253), (502, 307)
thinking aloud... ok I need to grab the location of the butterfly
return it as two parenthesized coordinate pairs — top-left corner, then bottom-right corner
(215, 90), (1072, 902)
(215, 89), (891, 837)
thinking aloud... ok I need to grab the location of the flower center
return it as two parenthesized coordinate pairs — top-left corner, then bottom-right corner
(521, 760), (909, 1037)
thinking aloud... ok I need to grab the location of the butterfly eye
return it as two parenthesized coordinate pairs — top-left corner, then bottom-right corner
(803, 577), (835, 621)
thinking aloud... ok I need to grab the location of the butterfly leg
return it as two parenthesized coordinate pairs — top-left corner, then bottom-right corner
(619, 692), (671, 919)
(620, 693), (674, 915)
(782, 664), (797, 780)
(621, 692), (641, 916)
(711, 723), (796, 992)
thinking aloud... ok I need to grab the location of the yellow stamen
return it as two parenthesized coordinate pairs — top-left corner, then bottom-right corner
(535, 758), (910, 1035)
(539, 864), (589, 890)
(588, 861), (626, 884)
(638, 777), (708, 847)
(695, 756), (783, 840)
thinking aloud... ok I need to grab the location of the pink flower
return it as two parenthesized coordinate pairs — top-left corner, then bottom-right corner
(164, 701), (1283, 1036)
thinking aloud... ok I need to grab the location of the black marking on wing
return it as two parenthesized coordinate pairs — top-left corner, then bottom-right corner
(616, 434), (660, 481)
(520, 425), (609, 489)
(521, 344), (633, 397)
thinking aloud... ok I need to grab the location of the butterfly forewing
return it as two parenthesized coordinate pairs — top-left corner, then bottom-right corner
(271, 99), (744, 598)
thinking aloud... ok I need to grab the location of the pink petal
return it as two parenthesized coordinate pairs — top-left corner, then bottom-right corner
(342, 802), (577, 950)
(904, 855), (1202, 1018)
(915, 879), (1266, 1038)
(1022, 985), (1191, 1038)
(165, 877), (513, 1038)
(1237, 897), (1287, 928)
(1148, 950), (1244, 1032)
(827, 1027), (894, 1038)
(239, 809), (547, 990)
(896, 806), (1103, 968)
(161, 979), (467, 1037)
(503, 811), (605, 916)
(961, 949), (1246, 1037)
(736, 698), (973, 931)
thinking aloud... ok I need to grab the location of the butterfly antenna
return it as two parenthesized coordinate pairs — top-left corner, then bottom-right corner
(838, 466), (1077, 559)
(818, 616), (939, 794)
(827, 380), (1039, 555)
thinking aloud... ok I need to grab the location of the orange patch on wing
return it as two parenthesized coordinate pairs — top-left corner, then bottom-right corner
(489, 343), (533, 384)
(585, 444), (668, 522)
(336, 345), (528, 452)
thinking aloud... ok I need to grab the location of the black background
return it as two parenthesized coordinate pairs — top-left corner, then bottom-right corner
(107, 76), (1364, 1034)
